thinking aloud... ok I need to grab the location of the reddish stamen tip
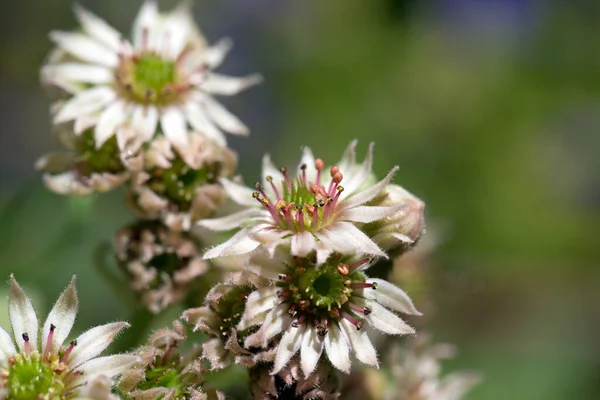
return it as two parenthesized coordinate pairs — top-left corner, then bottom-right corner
(341, 312), (364, 330)
(44, 324), (56, 358)
(332, 172), (343, 184)
(62, 340), (78, 362)
(315, 159), (324, 171)
(22, 333), (32, 355)
(330, 165), (340, 176)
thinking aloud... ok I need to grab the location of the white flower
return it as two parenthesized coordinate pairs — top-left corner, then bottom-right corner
(236, 251), (421, 378)
(42, 1), (261, 150)
(200, 141), (403, 264)
(0, 275), (136, 399)
(383, 337), (481, 400)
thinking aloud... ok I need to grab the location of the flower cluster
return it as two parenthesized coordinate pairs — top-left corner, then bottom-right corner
(37, 0), (257, 231)
(0, 276), (135, 400)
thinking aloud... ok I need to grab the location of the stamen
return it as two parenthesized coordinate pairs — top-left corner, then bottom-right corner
(254, 182), (267, 199)
(296, 204), (305, 230)
(351, 281), (378, 290)
(22, 333), (31, 355)
(43, 324), (56, 359)
(348, 257), (374, 272)
(280, 166), (291, 191)
(349, 304), (371, 315)
(277, 290), (289, 298)
(266, 175), (281, 200)
(341, 312), (364, 330)
(315, 159), (324, 185)
(61, 340), (78, 362)
(291, 315), (305, 328)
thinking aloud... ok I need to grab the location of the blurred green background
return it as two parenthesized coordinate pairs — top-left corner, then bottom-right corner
(1, 0), (599, 399)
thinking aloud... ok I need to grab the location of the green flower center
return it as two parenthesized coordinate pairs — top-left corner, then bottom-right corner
(6, 353), (65, 400)
(147, 157), (221, 211)
(213, 286), (253, 334)
(275, 256), (377, 335)
(117, 53), (182, 104)
(75, 130), (124, 175)
(137, 361), (186, 398)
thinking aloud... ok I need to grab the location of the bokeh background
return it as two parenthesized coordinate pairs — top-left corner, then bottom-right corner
(1, 0), (599, 399)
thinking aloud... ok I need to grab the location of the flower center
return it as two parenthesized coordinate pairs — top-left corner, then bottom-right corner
(213, 286), (252, 335)
(147, 157), (221, 210)
(5, 353), (65, 400)
(116, 53), (186, 104)
(253, 159), (345, 233)
(276, 256), (377, 336)
(75, 129), (124, 175)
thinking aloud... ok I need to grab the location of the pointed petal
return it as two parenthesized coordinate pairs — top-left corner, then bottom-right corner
(341, 205), (404, 223)
(300, 328), (324, 378)
(0, 327), (17, 366)
(42, 63), (113, 85)
(291, 230), (316, 258)
(337, 139), (358, 173)
(9, 276), (38, 353)
(339, 319), (378, 368)
(131, 105), (158, 142)
(54, 86), (116, 124)
(197, 208), (263, 231)
(74, 5), (122, 51)
(362, 278), (421, 316)
(201, 73), (263, 95)
(202, 229), (259, 259)
(70, 354), (139, 386)
(202, 38), (232, 68)
(262, 154), (284, 190)
(42, 277), (78, 354)
(240, 287), (280, 322)
(317, 222), (385, 257)
(244, 304), (291, 349)
(94, 101), (128, 148)
(67, 322), (130, 368)
(219, 178), (257, 207)
(161, 107), (188, 149)
(355, 299), (414, 335)
(202, 95), (249, 135)
(184, 100), (226, 146)
(298, 146), (316, 174)
(49, 31), (118, 67)
(245, 252), (287, 281)
(341, 142), (374, 196)
(315, 241), (333, 266)
(271, 324), (305, 374)
(342, 166), (399, 210)
(324, 322), (350, 373)
(132, 0), (159, 49)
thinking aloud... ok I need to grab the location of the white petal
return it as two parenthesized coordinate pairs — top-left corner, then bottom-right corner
(42, 277), (78, 354)
(0, 327), (17, 367)
(201, 73), (263, 95)
(240, 287), (280, 322)
(94, 101), (128, 148)
(324, 322), (350, 373)
(362, 278), (421, 316)
(300, 328), (324, 378)
(70, 354), (138, 386)
(298, 146), (315, 174)
(132, 1), (159, 49)
(338, 139), (358, 173)
(261, 154), (284, 190)
(202, 38), (233, 68)
(341, 205), (404, 223)
(317, 222), (385, 258)
(245, 252), (287, 281)
(161, 107), (188, 149)
(339, 319), (378, 368)
(74, 5), (122, 51)
(160, 3), (194, 59)
(341, 142), (374, 196)
(49, 31), (118, 67)
(197, 208), (263, 231)
(67, 322), (130, 368)
(131, 105), (158, 142)
(202, 95), (249, 135)
(219, 178), (258, 207)
(42, 63), (113, 85)
(249, 227), (289, 257)
(244, 304), (291, 348)
(291, 230), (316, 257)
(342, 166), (399, 210)
(315, 241), (333, 266)
(9, 276), (38, 353)
(184, 100), (226, 146)
(271, 324), (305, 374)
(54, 87), (116, 124)
(356, 299), (414, 335)
(202, 229), (259, 259)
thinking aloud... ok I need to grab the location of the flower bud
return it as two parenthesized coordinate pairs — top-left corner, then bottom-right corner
(364, 184), (426, 256)
(115, 220), (209, 313)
